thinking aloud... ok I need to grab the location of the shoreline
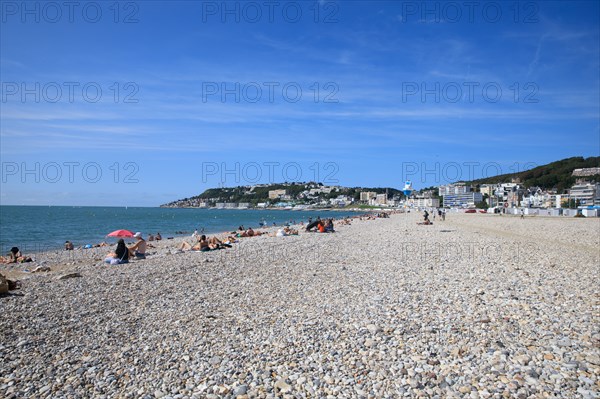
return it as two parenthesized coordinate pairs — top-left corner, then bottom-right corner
(0, 207), (369, 256)
(0, 213), (375, 279)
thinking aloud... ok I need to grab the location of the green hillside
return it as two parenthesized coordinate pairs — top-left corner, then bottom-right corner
(163, 182), (405, 207)
(468, 156), (599, 192)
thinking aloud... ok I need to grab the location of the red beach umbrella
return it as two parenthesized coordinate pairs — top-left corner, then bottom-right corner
(107, 229), (135, 238)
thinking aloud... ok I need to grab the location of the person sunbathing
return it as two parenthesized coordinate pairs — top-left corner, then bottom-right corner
(179, 235), (226, 251)
(283, 227), (298, 235)
(179, 241), (202, 251)
(207, 236), (222, 249)
(104, 239), (129, 264)
(318, 221), (326, 233)
(324, 219), (335, 233)
(239, 228), (263, 237)
(128, 232), (147, 259)
(1, 247), (32, 263)
(178, 235), (206, 251)
(224, 236), (238, 244)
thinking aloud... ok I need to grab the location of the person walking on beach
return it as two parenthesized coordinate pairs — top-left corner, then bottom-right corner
(442, 209), (446, 221)
(520, 209), (525, 219)
(423, 210), (430, 223)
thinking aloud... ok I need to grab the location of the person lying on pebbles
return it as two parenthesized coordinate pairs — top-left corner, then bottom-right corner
(178, 235), (232, 252)
(237, 227), (264, 237)
(272, 227), (300, 237)
(0, 247), (33, 264)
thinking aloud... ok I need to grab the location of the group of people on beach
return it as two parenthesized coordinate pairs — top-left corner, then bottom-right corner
(305, 218), (335, 233)
(178, 234), (234, 252)
(0, 247), (33, 264)
(104, 232), (148, 265)
(417, 209), (447, 225)
(2, 213), (386, 269)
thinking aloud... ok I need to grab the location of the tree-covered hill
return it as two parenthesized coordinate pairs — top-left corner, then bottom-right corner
(467, 156), (599, 192)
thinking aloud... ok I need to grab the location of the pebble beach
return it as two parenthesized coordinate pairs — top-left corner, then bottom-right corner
(1, 212), (599, 398)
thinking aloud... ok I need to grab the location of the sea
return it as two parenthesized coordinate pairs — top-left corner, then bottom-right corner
(0, 206), (364, 254)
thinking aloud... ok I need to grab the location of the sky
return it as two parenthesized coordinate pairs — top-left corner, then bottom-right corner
(1, 0), (599, 206)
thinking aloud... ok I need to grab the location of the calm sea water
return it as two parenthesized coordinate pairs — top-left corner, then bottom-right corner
(0, 206), (362, 254)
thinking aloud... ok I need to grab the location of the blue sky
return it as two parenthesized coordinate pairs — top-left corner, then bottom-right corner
(1, 0), (598, 206)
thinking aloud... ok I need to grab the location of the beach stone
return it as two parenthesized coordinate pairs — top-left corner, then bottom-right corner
(58, 272), (82, 280)
(0, 274), (9, 294)
(585, 354), (600, 365)
(366, 324), (381, 334)
(233, 384), (248, 396)
(274, 379), (292, 393)
(557, 338), (572, 347)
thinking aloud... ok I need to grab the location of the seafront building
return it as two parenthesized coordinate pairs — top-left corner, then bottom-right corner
(568, 182), (600, 206)
(409, 191), (440, 208)
(439, 183), (482, 207)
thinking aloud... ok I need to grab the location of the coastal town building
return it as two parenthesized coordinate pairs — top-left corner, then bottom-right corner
(492, 183), (525, 207)
(438, 183), (470, 196)
(329, 195), (351, 207)
(568, 182), (600, 206)
(479, 184), (495, 197)
(408, 190), (440, 208)
(521, 188), (556, 208)
(439, 183), (482, 207)
(412, 197), (440, 208)
(375, 193), (388, 205)
(360, 191), (377, 202)
(572, 167), (600, 177)
(268, 189), (288, 199)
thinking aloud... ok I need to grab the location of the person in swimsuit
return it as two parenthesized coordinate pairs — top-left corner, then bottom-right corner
(128, 232), (147, 259)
